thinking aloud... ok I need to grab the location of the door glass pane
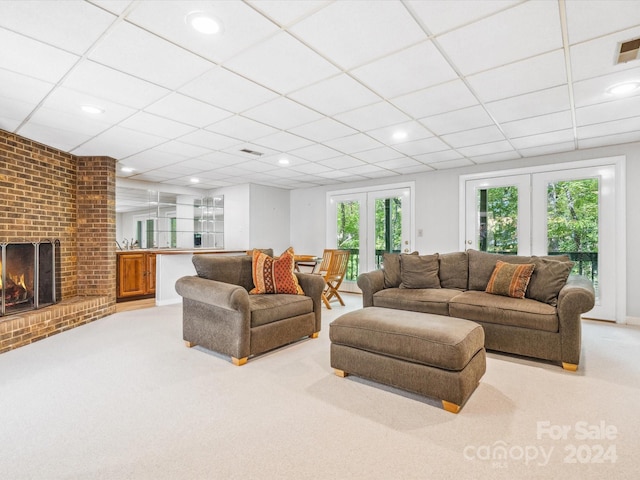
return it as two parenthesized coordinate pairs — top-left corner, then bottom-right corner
(477, 186), (518, 254)
(547, 178), (599, 297)
(374, 196), (402, 269)
(336, 200), (360, 281)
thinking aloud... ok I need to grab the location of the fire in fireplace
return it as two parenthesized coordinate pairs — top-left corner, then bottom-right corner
(1, 240), (60, 316)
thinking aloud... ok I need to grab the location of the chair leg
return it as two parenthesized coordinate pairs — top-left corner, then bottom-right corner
(322, 293), (331, 309)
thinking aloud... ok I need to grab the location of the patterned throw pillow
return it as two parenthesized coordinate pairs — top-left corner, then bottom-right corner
(250, 248), (304, 295)
(485, 261), (535, 299)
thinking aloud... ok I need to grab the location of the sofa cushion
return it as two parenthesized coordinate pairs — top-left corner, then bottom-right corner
(527, 256), (574, 306)
(439, 251), (468, 290)
(382, 251), (418, 288)
(467, 249), (534, 291)
(486, 261), (535, 299)
(449, 291), (558, 332)
(250, 248), (304, 295)
(400, 253), (440, 289)
(193, 254), (255, 291)
(373, 288), (463, 316)
(249, 294), (314, 328)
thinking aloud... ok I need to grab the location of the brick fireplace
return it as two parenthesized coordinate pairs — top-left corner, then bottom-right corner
(0, 129), (116, 353)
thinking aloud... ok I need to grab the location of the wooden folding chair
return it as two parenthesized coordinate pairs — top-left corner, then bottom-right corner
(320, 249), (350, 309)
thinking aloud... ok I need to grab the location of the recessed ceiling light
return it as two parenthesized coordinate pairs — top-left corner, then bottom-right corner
(80, 104), (104, 115)
(190, 178), (200, 183)
(185, 11), (222, 35)
(605, 81), (640, 96)
(392, 131), (408, 141)
(120, 166), (134, 173)
(278, 158), (290, 165)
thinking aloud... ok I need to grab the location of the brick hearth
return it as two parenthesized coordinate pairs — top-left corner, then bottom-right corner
(0, 129), (116, 353)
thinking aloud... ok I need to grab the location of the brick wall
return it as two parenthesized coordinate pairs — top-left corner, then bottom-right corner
(0, 129), (116, 353)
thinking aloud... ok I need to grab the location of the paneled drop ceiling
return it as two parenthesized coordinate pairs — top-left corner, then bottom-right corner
(1, 0), (640, 194)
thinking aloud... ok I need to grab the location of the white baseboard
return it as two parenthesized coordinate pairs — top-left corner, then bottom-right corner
(626, 316), (640, 326)
(156, 298), (182, 307)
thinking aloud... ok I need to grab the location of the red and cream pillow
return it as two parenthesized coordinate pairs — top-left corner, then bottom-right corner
(485, 261), (535, 299)
(250, 248), (304, 295)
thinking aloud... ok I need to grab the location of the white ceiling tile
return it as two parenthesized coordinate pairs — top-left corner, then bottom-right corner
(392, 80), (478, 118)
(569, 26), (640, 81)
(62, 60), (170, 109)
(565, 0), (640, 44)
(469, 150), (521, 164)
(290, 1), (425, 70)
(318, 156), (367, 169)
(246, 0), (331, 27)
(323, 134), (383, 154)
(428, 159), (474, 170)
(0, 28), (79, 83)
(374, 157), (421, 169)
(39, 86), (137, 124)
(222, 143), (278, 159)
(17, 122), (92, 152)
(519, 141), (576, 158)
(289, 162), (333, 175)
(288, 74), (380, 116)
(253, 131), (313, 152)
(334, 102), (411, 132)
(502, 111), (574, 138)
(193, 151), (250, 168)
(179, 67), (279, 113)
(510, 129), (575, 150)
(353, 147), (405, 163)
(154, 140), (210, 158)
(441, 125), (506, 148)
(485, 85), (570, 123)
(392, 164), (435, 174)
(243, 97), (323, 130)
(89, 1), (131, 16)
(0, 1), (115, 54)
(88, 22), (212, 89)
(366, 121), (433, 146)
(206, 115), (278, 141)
(351, 41), (458, 98)
(27, 107), (111, 137)
(126, 1), (279, 63)
(578, 130), (640, 149)
(121, 150), (190, 171)
(289, 144), (341, 162)
(575, 95), (640, 126)
(0, 97), (33, 130)
(72, 126), (167, 158)
(407, 0), (521, 35)
(457, 140), (515, 157)
(467, 50), (568, 103)
(573, 66), (640, 107)
(231, 159), (280, 173)
(145, 93), (232, 128)
(0, 69), (53, 105)
(392, 137), (449, 156)
(437, 1), (562, 75)
(412, 150), (464, 164)
(287, 117), (357, 142)
(224, 32), (339, 94)
(119, 112), (197, 139)
(342, 164), (390, 177)
(178, 129), (242, 151)
(419, 105), (494, 135)
(577, 116), (640, 139)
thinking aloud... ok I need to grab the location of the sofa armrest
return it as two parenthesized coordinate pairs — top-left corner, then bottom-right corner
(357, 270), (385, 307)
(296, 272), (326, 332)
(175, 276), (251, 314)
(556, 274), (596, 365)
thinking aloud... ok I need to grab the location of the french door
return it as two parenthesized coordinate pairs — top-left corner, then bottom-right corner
(464, 165), (618, 321)
(328, 185), (413, 292)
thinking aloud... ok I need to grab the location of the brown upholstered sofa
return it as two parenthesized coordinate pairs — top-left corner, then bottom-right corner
(175, 250), (326, 365)
(357, 250), (595, 371)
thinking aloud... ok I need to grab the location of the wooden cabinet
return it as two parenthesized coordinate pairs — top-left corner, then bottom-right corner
(117, 251), (156, 301)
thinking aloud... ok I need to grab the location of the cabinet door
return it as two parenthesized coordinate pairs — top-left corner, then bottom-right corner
(146, 253), (156, 293)
(118, 253), (147, 298)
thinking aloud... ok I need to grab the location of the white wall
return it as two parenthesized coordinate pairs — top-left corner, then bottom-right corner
(290, 141), (640, 319)
(249, 184), (290, 254)
(212, 184), (250, 250)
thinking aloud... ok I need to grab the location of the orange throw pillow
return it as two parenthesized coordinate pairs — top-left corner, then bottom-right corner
(486, 261), (535, 299)
(250, 248), (304, 295)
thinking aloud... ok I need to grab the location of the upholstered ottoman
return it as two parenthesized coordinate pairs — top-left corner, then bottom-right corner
(330, 307), (486, 413)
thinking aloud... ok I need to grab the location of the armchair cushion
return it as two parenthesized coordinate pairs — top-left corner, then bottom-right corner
(249, 294), (314, 327)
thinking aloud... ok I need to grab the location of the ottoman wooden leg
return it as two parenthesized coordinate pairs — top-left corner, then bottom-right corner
(334, 369), (348, 377)
(442, 400), (461, 414)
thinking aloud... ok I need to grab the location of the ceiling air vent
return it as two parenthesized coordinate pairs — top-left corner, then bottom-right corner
(616, 38), (640, 64)
(239, 148), (263, 156)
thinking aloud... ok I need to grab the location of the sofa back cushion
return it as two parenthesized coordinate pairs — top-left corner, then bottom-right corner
(438, 251), (468, 290)
(192, 254), (255, 291)
(468, 249), (533, 291)
(399, 254), (441, 289)
(382, 251), (418, 288)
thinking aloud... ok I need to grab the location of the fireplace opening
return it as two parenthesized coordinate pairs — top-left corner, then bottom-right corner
(1, 240), (60, 316)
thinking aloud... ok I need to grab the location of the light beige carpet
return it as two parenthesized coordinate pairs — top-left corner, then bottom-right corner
(1, 294), (638, 479)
